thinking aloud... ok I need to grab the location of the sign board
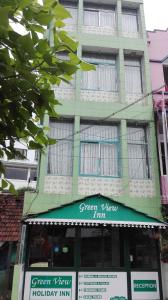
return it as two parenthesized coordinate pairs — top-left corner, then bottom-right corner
(131, 272), (160, 300)
(78, 272), (128, 300)
(29, 195), (164, 226)
(23, 272), (76, 300)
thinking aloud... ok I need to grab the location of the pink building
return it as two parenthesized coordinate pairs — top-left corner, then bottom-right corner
(148, 29), (168, 205)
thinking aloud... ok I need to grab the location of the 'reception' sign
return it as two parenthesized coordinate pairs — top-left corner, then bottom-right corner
(131, 272), (160, 300)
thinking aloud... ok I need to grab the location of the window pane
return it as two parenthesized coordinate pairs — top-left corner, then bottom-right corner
(125, 65), (142, 93)
(100, 143), (118, 176)
(5, 167), (28, 180)
(104, 228), (122, 267)
(81, 228), (102, 267)
(53, 227), (75, 267)
(82, 68), (98, 90)
(128, 144), (148, 179)
(122, 11), (138, 33)
(30, 169), (37, 181)
(80, 142), (99, 175)
(28, 226), (52, 268)
(100, 11), (116, 28)
(129, 229), (158, 269)
(99, 65), (117, 91)
(84, 10), (99, 26)
(48, 121), (73, 175)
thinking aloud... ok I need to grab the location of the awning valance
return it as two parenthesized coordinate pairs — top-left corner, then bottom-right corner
(25, 194), (167, 229)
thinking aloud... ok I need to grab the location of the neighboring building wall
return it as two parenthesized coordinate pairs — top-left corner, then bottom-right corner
(1, 141), (38, 190)
(148, 29), (168, 300)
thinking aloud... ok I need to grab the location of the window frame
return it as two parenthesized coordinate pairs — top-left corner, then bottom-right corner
(79, 124), (120, 178)
(82, 55), (118, 92)
(83, 6), (116, 29)
(127, 125), (151, 180)
(124, 58), (143, 94)
(47, 119), (74, 176)
(122, 8), (139, 34)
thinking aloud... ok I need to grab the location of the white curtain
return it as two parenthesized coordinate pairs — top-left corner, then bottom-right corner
(80, 142), (99, 175)
(122, 12), (138, 33)
(125, 59), (142, 93)
(84, 10), (98, 26)
(100, 11), (116, 28)
(100, 143), (118, 176)
(65, 7), (77, 25)
(82, 64), (117, 91)
(99, 65), (117, 91)
(80, 124), (118, 176)
(127, 127), (149, 179)
(82, 68), (98, 90)
(48, 121), (73, 175)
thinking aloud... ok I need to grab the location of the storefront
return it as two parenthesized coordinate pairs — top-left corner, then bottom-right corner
(22, 195), (167, 300)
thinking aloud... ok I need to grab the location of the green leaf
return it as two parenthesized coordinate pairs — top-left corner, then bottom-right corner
(48, 137), (56, 145)
(29, 141), (43, 149)
(68, 53), (80, 64)
(9, 182), (17, 195)
(33, 11), (53, 25)
(0, 7), (10, 30)
(80, 61), (96, 71)
(55, 20), (65, 28)
(59, 31), (78, 52)
(1, 179), (8, 189)
(54, 3), (71, 20)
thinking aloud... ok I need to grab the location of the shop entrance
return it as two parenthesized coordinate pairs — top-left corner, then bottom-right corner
(23, 225), (162, 300)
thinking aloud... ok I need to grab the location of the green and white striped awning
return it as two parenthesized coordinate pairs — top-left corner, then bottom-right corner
(25, 194), (167, 229)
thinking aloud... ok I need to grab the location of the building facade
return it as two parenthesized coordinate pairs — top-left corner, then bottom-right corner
(11, 1), (166, 300)
(148, 28), (168, 300)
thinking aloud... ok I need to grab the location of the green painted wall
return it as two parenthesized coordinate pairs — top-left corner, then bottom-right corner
(22, 0), (161, 220)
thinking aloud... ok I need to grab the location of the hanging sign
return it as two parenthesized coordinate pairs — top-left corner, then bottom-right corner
(23, 272), (76, 300)
(131, 272), (160, 300)
(78, 272), (128, 300)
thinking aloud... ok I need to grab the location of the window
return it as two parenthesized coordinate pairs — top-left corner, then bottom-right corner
(27, 226), (124, 269)
(48, 120), (74, 175)
(5, 166), (28, 180)
(13, 148), (27, 160)
(125, 58), (142, 94)
(127, 126), (150, 179)
(30, 168), (37, 181)
(129, 229), (158, 269)
(81, 228), (122, 268)
(82, 53), (118, 92)
(122, 8), (139, 35)
(84, 4), (116, 28)
(28, 226), (75, 268)
(80, 123), (120, 177)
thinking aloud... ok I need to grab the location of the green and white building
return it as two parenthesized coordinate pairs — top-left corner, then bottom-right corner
(11, 0), (167, 299)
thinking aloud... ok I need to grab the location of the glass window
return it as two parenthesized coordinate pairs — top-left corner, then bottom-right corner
(5, 166), (28, 180)
(80, 228), (123, 268)
(28, 226), (52, 268)
(127, 126), (150, 179)
(53, 227), (75, 267)
(80, 123), (120, 177)
(129, 229), (158, 269)
(82, 53), (117, 92)
(28, 226), (75, 268)
(48, 119), (74, 175)
(30, 168), (37, 181)
(125, 58), (142, 94)
(84, 5), (116, 29)
(122, 8), (139, 34)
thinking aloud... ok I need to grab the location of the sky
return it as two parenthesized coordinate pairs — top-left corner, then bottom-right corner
(144, 0), (168, 31)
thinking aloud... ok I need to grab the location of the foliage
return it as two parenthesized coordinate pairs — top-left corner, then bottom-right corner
(0, 0), (94, 192)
